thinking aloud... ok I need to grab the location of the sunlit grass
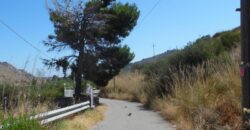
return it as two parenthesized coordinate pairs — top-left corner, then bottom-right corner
(50, 105), (107, 130)
(102, 48), (242, 130)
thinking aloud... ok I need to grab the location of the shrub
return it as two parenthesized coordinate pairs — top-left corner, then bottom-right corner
(1, 115), (43, 130)
(220, 31), (240, 50)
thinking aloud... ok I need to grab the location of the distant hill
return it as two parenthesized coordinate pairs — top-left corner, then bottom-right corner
(122, 49), (178, 72)
(0, 62), (34, 85)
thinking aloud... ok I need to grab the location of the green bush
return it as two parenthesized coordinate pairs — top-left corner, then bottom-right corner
(220, 31), (240, 50)
(82, 80), (97, 89)
(1, 115), (43, 130)
(39, 79), (74, 101)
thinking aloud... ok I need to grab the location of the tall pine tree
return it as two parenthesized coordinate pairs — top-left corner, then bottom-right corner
(44, 0), (139, 100)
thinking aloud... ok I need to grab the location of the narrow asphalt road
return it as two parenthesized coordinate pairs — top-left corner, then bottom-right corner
(92, 98), (175, 130)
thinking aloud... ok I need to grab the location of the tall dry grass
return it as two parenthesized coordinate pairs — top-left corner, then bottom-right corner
(153, 49), (241, 130)
(102, 48), (242, 130)
(0, 84), (55, 118)
(101, 72), (151, 103)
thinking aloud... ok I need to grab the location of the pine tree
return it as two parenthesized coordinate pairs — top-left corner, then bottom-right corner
(43, 0), (139, 100)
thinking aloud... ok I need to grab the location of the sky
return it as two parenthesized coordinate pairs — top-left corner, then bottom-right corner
(0, 0), (240, 77)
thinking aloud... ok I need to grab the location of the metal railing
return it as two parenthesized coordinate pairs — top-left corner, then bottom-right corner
(31, 101), (91, 124)
(0, 88), (99, 129)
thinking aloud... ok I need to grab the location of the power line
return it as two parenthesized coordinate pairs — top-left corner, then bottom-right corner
(140, 0), (162, 25)
(0, 19), (51, 59)
(138, 0), (161, 59)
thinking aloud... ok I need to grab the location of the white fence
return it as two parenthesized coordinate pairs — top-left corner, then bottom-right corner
(0, 88), (99, 129)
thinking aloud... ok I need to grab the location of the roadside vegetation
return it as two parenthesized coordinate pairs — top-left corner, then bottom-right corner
(0, 78), (73, 113)
(102, 28), (242, 130)
(0, 78), (70, 129)
(0, 115), (43, 130)
(0, 0), (139, 129)
(49, 105), (107, 130)
(0, 77), (96, 128)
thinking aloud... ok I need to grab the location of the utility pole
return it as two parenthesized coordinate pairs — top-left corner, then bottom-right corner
(153, 44), (155, 57)
(113, 77), (116, 90)
(240, 0), (250, 129)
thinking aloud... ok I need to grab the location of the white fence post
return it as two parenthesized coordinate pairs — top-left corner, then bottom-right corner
(90, 87), (95, 108)
(4, 96), (7, 115)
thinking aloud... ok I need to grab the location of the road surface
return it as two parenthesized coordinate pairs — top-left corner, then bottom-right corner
(92, 98), (175, 130)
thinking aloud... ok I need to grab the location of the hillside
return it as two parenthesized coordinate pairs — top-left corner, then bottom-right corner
(0, 62), (34, 84)
(122, 49), (178, 72)
(123, 27), (240, 74)
(103, 27), (242, 129)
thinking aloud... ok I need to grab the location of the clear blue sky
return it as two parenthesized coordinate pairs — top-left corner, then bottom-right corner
(0, 0), (240, 77)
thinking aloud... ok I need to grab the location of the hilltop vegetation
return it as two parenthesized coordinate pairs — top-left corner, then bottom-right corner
(133, 27), (240, 94)
(121, 27), (240, 97)
(102, 27), (242, 129)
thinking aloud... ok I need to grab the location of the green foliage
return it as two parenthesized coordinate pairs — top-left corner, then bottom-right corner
(84, 45), (135, 86)
(43, 58), (70, 78)
(39, 79), (74, 101)
(1, 115), (43, 130)
(82, 80), (97, 89)
(105, 3), (139, 38)
(0, 79), (74, 105)
(44, 0), (140, 98)
(220, 31), (240, 50)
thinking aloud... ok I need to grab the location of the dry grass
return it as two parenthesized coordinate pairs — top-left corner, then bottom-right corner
(160, 49), (242, 130)
(101, 72), (149, 103)
(11, 101), (51, 118)
(102, 48), (242, 130)
(50, 105), (107, 130)
(156, 49), (242, 129)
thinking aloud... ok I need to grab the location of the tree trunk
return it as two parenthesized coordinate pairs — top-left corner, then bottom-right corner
(113, 77), (116, 90)
(75, 49), (84, 102)
(63, 69), (66, 78)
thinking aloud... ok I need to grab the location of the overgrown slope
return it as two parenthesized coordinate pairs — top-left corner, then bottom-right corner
(102, 27), (242, 129)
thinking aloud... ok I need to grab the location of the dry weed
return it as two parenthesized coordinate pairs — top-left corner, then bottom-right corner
(51, 105), (107, 130)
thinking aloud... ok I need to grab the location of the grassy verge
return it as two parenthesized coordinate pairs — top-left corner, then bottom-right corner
(0, 79), (72, 129)
(49, 105), (107, 130)
(102, 48), (242, 130)
(0, 115), (43, 130)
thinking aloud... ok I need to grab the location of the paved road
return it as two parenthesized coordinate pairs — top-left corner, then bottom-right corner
(92, 98), (175, 130)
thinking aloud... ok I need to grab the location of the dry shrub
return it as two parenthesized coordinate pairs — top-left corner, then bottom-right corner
(101, 72), (149, 103)
(0, 85), (53, 119)
(215, 101), (242, 129)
